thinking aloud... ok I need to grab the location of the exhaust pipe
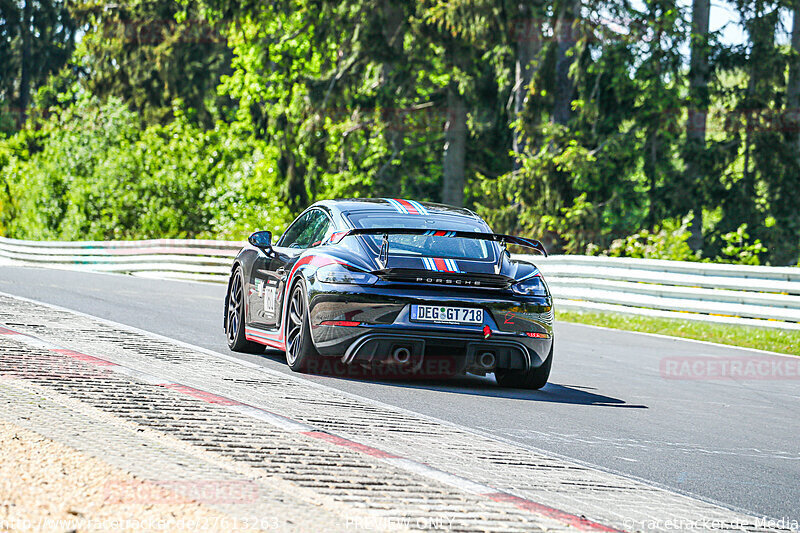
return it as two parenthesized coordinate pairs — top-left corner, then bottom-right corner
(392, 346), (411, 364)
(478, 352), (496, 369)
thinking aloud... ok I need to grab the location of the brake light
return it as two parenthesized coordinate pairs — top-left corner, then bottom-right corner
(525, 332), (550, 339)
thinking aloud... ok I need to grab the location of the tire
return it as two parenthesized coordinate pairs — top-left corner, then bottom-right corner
(285, 280), (321, 372)
(495, 343), (553, 390)
(225, 267), (262, 353)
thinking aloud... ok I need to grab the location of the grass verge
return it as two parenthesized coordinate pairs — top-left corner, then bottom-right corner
(556, 310), (800, 356)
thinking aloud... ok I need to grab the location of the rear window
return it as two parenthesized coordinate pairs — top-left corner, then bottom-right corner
(346, 212), (497, 261)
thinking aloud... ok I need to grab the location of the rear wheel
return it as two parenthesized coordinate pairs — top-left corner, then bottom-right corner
(285, 281), (321, 372)
(495, 344), (553, 390)
(225, 267), (262, 353)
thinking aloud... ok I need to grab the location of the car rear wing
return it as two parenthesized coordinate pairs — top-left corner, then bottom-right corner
(328, 228), (547, 265)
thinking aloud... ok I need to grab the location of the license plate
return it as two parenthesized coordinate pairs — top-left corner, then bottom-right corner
(411, 305), (483, 325)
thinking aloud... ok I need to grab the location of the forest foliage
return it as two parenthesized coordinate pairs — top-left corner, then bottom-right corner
(1, 0), (799, 265)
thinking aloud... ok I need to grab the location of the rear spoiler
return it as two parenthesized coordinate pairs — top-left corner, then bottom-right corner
(328, 228), (547, 263)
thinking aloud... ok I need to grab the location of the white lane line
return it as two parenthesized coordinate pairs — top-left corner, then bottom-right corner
(228, 404), (313, 433)
(111, 366), (171, 385)
(7, 334), (60, 350)
(383, 457), (495, 495)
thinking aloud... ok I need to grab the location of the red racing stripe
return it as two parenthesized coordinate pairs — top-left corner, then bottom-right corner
(245, 329), (285, 350)
(242, 254), (345, 348)
(433, 258), (448, 271)
(274, 254), (350, 343)
(396, 199), (419, 215)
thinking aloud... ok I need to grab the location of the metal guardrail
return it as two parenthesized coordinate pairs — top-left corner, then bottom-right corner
(0, 236), (243, 283)
(2, 236), (798, 330)
(524, 255), (800, 330)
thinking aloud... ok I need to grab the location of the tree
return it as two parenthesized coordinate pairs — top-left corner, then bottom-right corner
(19, 0), (32, 122)
(71, 0), (232, 126)
(634, 0), (685, 227)
(442, 41), (469, 206)
(4, 0), (800, 265)
(0, 0), (76, 127)
(718, 0), (800, 264)
(200, 0), (456, 207)
(788, 1), (800, 155)
(552, 0), (580, 125)
(512, 1), (544, 168)
(373, 0), (408, 195)
(685, 0), (710, 252)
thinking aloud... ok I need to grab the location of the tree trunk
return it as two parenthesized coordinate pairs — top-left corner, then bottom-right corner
(743, 13), (776, 203)
(512, 2), (543, 169)
(788, 4), (800, 154)
(552, 0), (579, 126)
(686, 0), (710, 252)
(443, 76), (467, 206)
(644, 127), (660, 227)
(18, 0), (32, 124)
(376, 0), (406, 193)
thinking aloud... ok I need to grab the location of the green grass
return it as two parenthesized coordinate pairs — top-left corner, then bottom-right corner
(556, 310), (800, 356)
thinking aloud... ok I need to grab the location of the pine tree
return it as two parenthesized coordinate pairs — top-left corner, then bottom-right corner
(72, 0), (232, 126)
(552, 0), (580, 125)
(0, 0), (76, 127)
(685, 0), (710, 251)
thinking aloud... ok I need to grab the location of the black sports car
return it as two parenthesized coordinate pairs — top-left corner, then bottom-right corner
(224, 198), (554, 389)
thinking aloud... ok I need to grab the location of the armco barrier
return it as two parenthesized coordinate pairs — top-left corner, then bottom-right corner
(0, 236), (243, 283)
(524, 255), (800, 330)
(2, 236), (799, 330)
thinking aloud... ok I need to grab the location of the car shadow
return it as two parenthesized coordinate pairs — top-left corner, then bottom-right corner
(365, 378), (648, 408)
(258, 350), (647, 408)
(259, 349), (646, 408)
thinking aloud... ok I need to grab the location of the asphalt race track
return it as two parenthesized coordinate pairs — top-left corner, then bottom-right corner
(1, 264), (798, 523)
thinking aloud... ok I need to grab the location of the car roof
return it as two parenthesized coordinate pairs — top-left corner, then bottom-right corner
(315, 198), (481, 220)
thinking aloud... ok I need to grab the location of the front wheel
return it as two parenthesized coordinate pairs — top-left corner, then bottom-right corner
(225, 267), (262, 353)
(285, 281), (321, 372)
(495, 344), (553, 390)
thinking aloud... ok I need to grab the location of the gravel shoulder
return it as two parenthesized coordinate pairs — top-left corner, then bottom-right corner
(0, 418), (259, 532)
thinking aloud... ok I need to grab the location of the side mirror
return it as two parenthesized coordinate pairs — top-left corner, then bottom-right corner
(248, 231), (273, 254)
